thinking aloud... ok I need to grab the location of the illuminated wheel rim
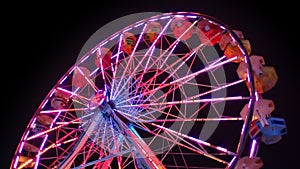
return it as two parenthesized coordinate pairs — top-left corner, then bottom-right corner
(11, 12), (256, 169)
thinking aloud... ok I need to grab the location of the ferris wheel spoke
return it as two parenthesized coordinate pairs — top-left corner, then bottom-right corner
(118, 96), (249, 108)
(177, 145), (189, 168)
(163, 131), (209, 160)
(110, 33), (123, 100)
(121, 153), (135, 169)
(200, 55), (227, 87)
(39, 133), (79, 155)
(117, 101), (210, 125)
(26, 118), (80, 141)
(96, 50), (110, 93)
(185, 81), (218, 88)
(46, 137), (82, 168)
(112, 118), (234, 166)
(149, 122), (236, 155)
(189, 79), (246, 100)
(71, 149), (132, 169)
(40, 108), (88, 114)
(80, 142), (97, 167)
(124, 113), (237, 157)
(146, 117), (243, 123)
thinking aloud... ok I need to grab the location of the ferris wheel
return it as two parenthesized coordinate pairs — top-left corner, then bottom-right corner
(10, 12), (287, 169)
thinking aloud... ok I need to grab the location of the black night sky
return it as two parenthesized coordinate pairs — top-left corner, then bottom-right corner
(3, 1), (297, 168)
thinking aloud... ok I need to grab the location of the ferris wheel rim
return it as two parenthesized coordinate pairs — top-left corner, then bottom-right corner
(11, 11), (257, 169)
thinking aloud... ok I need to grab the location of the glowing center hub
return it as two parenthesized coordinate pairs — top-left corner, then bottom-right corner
(100, 101), (116, 120)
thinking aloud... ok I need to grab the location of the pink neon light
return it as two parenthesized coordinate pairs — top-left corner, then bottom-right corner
(30, 118), (37, 128)
(167, 56), (235, 87)
(76, 66), (98, 91)
(174, 15), (184, 18)
(150, 117), (242, 122)
(19, 141), (24, 153)
(228, 156), (236, 167)
(13, 155), (19, 168)
(250, 139), (257, 158)
(110, 34), (119, 40)
(90, 67), (99, 76)
(63, 138), (78, 144)
(49, 89), (56, 97)
(79, 55), (89, 63)
(17, 158), (33, 169)
(149, 18), (158, 22)
(186, 15), (197, 18)
(150, 122), (210, 146)
(134, 22), (144, 28)
(34, 154), (40, 169)
(99, 41), (108, 48)
(255, 91), (260, 101)
(216, 146), (228, 153)
(24, 131), (30, 140)
(27, 124), (64, 141)
(159, 16), (171, 20)
(190, 79), (245, 100)
(123, 27), (133, 33)
(56, 121), (81, 125)
(59, 76), (68, 85)
(41, 99), (48, 109)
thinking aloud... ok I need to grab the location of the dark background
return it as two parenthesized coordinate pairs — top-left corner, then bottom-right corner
(3, 1), (297, 168)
